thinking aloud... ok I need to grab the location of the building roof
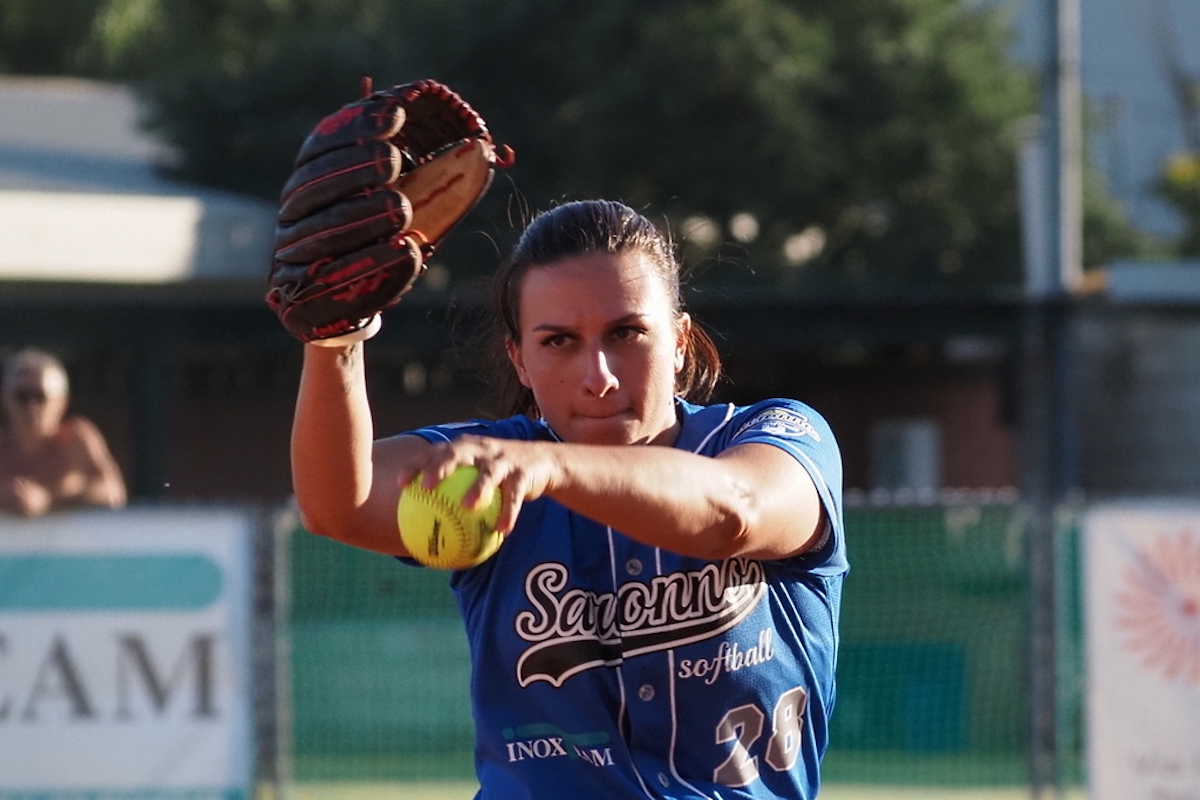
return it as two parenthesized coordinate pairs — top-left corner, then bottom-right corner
(0, 76), (274, 285)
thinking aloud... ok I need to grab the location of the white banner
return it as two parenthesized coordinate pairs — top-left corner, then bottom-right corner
(0, 508), (254, 798)
(1085, 503), (1200, 800)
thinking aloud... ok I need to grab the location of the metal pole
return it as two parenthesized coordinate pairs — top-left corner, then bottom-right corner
(132, 336), (168, 500)
(1057, 0), (1084, 294)
(272, 507), (296, 800)
(1023, 299), (1076, 800)
(1026, 0), (1082, 794)
(1023, 300), (1060, 800)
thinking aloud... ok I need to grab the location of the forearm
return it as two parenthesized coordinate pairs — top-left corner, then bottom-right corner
(75, 473), (125, 508)
(541, 442), (815, 560)
(62, 419), (127, 510)
(291, 344), (376, 539)
(416, 435), (821, 561)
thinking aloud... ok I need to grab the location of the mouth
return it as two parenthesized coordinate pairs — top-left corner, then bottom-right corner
(573, 408), (633, 422)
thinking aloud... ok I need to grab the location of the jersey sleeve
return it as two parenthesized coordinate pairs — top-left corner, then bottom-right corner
(726, 400), (847, 575)
(403, 414), (543, 445)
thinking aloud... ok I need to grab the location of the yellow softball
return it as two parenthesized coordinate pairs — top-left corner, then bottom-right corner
(398, 466), (504, 570)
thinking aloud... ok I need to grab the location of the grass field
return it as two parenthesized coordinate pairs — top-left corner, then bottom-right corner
(280, 752), (1085, 800)
(284, 782), (1087, 800)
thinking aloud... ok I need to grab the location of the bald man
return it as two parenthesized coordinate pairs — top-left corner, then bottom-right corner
(0, 349), (126, 517)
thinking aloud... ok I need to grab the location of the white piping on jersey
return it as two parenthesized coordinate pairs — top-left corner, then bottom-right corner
(542, 418), (563, 442)
(605, 526), (623, 724)
(790, 447), (833, 516)
(667, 648), (717, 799)
(692, 403), (737, 453)
(606, 522), (658, 800)
(594, 401), (735, 799)
(658, 402), (732, 799)
(559, 401), (748, 797)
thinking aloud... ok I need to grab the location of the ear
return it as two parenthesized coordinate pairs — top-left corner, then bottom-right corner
(674, 312), (692, 374)
(504, 337), (533, 389)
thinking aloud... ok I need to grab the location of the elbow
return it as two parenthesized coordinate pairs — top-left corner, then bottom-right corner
(296, 500), (373, 550)
(297, 506), (388, 554)
(296, 504), (347, 543)
(698, 502), (758, 561)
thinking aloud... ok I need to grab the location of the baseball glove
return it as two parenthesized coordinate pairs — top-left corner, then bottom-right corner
(267, 78), (513, 344)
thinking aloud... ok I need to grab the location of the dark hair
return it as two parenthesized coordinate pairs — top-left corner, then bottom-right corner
(489, 200), (722, 418)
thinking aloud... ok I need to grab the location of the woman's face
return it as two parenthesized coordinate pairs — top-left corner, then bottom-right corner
(506, 251), (690, 446)
(3, 367), (67, 439)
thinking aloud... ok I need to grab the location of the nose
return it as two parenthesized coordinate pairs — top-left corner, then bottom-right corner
(582, 346), (619, 397)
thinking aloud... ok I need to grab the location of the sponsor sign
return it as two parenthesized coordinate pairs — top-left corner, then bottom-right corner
(0, 509), (254, 799)
(1085, 504), (1200, 800)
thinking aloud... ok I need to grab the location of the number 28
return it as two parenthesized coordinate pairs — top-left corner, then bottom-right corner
(713, 686), (809, 787)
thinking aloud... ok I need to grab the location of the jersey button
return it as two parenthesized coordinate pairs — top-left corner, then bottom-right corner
(637, 684), (655, 701)
(657, 772), (670, 787)
(625, 558), (643, 576)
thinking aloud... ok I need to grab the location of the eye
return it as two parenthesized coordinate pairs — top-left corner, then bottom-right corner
(612, 325), (648, 342)
(538, 332), (572, 348)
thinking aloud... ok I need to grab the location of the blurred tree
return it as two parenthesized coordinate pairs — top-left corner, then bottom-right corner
(1144, 0), (1200, 259)
(7, 0), (1155, 292)
(1084, 170), (1161, 266)
(1156, 151), (1200, 256)
(0, 0), (106, 74)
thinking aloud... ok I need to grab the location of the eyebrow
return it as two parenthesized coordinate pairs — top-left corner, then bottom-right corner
(530, 313), (650, 334)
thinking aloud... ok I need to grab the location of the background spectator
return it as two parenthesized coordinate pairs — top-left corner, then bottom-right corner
(0, 348), (126, 517)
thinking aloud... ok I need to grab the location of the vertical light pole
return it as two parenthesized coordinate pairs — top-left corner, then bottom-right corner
(1025, 0), (1081, 796)
(1057, 0), (1083, 294)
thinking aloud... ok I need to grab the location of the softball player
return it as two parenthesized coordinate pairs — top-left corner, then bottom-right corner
(291, 200), (846, 799)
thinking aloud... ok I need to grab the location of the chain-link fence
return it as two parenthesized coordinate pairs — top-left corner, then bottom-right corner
(276, 496), (1087, 799)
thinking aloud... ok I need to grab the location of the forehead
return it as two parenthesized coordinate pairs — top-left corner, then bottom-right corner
(6, 365), (65, 395)
(13, 367), (46, 382)
(518, 251), (673, 325)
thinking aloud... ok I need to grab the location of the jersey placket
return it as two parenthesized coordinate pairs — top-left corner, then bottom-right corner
(612, 542), (688, 796)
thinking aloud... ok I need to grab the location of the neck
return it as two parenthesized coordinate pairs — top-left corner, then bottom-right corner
(9, 425), (54, 456)
(649, 417), (682, 447)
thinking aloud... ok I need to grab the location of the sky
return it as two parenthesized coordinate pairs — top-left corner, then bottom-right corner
(999, 0), (1200, 237)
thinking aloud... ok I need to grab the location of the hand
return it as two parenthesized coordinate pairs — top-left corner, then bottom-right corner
(396, 435), (557, 536)
(10, 477), (53, 518)
(266, 80), (511, 343)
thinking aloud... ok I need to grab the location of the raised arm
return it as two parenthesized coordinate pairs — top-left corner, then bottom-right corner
(68, 417), (126, 509)
(291, 342), (429, 556)
(272, 81), (509, 556)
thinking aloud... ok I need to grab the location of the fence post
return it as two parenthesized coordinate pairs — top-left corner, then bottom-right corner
(271, 504), (297, 800)
(1021, 295), (1078, 799)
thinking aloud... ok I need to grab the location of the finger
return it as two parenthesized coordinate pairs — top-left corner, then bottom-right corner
(394, 443), (450, 493)
(395, 465), (420, 492)
(409, 441), (459, 490)
(495, 473), (527, 535)
(422, 462), (457, 490)
(274, 191), (413, 264)
(396, 452), (441, 493)
(279, 141), (403, 223)
(458, 452), (502, 510)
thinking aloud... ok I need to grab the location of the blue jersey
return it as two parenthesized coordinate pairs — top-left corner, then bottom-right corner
(406, 398), (846, 800)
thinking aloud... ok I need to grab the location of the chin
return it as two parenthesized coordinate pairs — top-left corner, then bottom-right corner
(562, 415), (642, 446)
